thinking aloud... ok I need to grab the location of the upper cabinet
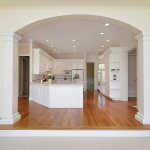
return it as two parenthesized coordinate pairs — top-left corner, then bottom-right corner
(32, 48), (84, 75)
(33, 48), (54, 74)
(54, 59), (84, 74)
(72, 60), (84, 70)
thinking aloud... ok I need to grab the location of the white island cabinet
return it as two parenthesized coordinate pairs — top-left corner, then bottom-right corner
(30, 81), (84, 108)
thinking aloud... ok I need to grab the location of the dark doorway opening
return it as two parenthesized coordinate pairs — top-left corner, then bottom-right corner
(87, 62), (94, 91)
(19, 56), (30, 97)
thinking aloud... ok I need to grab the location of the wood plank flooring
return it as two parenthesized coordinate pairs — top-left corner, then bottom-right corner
(1, 90), (150, 130)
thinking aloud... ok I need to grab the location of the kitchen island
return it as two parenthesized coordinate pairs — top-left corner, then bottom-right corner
(29, 81), (84, 108)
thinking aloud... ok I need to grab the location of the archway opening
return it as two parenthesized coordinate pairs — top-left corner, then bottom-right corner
(4, 14), (144, 128)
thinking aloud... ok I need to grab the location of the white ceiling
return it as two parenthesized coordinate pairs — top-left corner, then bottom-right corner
(19, 15), (140, 58)
(0, 0), (150, 7)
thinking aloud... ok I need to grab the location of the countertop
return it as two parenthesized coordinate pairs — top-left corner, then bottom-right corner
(31, 80), (84, 86)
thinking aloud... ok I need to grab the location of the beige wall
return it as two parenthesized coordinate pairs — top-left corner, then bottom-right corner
(0, 6), (150, 33)
(19, 44), (30, 56)
(0, 37), (3, 115)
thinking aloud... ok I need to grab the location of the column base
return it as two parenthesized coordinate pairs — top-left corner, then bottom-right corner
(0, 112), (21, 124)
(135, 112), (150, 124)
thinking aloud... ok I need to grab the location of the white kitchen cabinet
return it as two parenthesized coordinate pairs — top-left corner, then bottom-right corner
(72, 60), (84, 69)
(33, 48), (54, 74)
(54, 59), (84, 74)
(54, 61), (64, 74)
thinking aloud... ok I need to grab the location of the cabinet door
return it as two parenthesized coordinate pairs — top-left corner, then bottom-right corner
(72, 61), (78, 69)
(54, 61), (63, 74)
(63, 61), (68, 70)
(45, 57), (49, 71)
(39, 54), (46, 74)
(72, 60), (83, 69)
(78, 62), (84, 69)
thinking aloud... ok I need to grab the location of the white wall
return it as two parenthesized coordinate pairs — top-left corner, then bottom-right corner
(120, 49), (128, 100)
(128, 51), (137, 97)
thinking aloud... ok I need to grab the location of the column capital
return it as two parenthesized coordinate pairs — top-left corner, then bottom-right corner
(1, 32), (21, 41)
(28, 39), (33, 43)
(135, 32), (150, 41)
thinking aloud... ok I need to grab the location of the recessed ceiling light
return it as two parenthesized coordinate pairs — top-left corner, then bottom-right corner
(101, 45), (105, 48)
(73, 45), (76, 48)
(45, 40), (49, 42)
(100, 32), (104, 35)
(72, 40), (76, 42)
(105, 23), (110, 27)
(50, 45), (54, 48)
(106, 40), (110, 42)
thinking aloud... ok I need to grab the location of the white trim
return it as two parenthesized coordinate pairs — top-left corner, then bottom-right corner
(135, 112), (150, 124)
(19, 54), (30, 56)
(135, 32), (150, 41)
(1, 32), (21, 41)
(0, 130), (150, 137)
(0, 112), (21, 125)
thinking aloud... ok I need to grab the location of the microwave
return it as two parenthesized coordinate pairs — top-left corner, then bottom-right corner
(64, 70), (72, 76)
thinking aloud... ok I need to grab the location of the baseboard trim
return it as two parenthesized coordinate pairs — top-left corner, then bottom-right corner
(0, 112), (21, 125)
(135, 112), (150, 124)
(0, 130), (150, 137)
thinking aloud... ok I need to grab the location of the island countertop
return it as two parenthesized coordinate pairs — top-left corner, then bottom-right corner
(31, 80), (84, 86)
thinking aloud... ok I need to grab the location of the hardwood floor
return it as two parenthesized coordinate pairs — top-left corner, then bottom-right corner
(0, 90), (150, 130)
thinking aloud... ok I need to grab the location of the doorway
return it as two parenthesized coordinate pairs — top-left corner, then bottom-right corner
(86, 62), (94, 90)
(19, 56), (30, 97)
(128, 50), (137, 99)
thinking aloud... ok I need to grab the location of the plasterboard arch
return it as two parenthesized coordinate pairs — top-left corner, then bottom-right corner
(16, 15), (141, 34)
(1, 6), (149, 33)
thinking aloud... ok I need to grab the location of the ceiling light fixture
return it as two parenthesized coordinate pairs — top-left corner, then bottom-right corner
(105, 23), (110, 27)
(45, 40), (49, 42)
(101, 45), (105, 48)
(73, 45), (76, 48)
(50, 45), (54, 48)
(100, 32), (104, 35)
(72, 40), (76, 42)
(106, 40), (110, 42)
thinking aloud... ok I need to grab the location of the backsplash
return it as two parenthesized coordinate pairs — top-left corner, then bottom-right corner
(32, 74), (43, 82)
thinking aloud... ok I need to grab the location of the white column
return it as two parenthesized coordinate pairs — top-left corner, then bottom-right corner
(29, 39), (33, 82)
(83, 52), (87, 91)
(120, 50), (128, 101)
(0, 33), (21, 124)
(135, 33), (150, 124)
